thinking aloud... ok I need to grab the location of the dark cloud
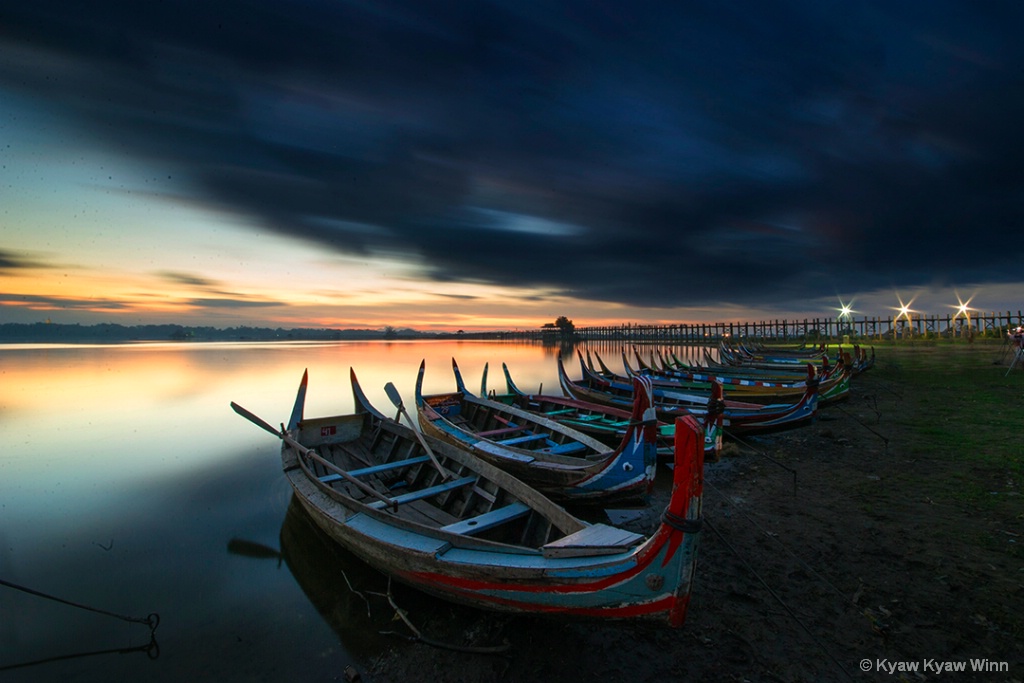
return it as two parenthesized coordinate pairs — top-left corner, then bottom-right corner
(188, 297), (281, 309)
(0, 291), (281, 312)
(0, 292), (130, 310)
(0, 250), (50, 271)
(3, 1), (1023, 309)
(157, 271), (218, 287)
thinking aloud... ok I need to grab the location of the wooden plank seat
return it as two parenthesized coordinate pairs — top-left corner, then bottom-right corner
(318, 455), (431, 484)
(541, 523), (645, 558)
(497, 433), (548, 446)
(543, 441), (587, 455)
(439, 501), (530, 535)
(546, 409), (580, 417)
(475, 425), (527, 438)
(366, 476), (477, 510)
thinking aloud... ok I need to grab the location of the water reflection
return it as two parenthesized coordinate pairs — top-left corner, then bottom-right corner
(0, 339), (710, 681)
(278, 496), (518, 662)
(277, 497), (412, 660)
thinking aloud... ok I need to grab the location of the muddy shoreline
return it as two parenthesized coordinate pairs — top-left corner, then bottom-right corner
(361, 352), (1023, 682)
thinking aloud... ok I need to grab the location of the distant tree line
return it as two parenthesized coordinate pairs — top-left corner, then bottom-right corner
(0, 322), (435, 343)
(0, 317), (585, 344)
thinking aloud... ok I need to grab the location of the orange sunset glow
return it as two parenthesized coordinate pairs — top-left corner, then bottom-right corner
(2, 3), (1020, 334)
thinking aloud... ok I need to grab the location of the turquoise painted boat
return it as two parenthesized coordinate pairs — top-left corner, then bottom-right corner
(491, 361), (723, 462)
(415, 358), (659, 504)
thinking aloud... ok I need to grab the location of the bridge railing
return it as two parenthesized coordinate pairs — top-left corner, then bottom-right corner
(566, 310), (1023, 342)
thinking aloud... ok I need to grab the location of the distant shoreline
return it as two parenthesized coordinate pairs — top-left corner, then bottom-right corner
(0, 322), (517, 344)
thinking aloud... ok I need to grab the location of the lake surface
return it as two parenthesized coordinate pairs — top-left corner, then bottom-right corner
(0, 339), (709, 681)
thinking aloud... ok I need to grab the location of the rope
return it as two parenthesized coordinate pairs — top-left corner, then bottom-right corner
(704, 517), (854, 681)
(0, 577), (160, 636)
(723, 428), (798, 496)
(662, 509), (703, 533)
(833, 405), (890, 451)
(704, 479), (849, 601)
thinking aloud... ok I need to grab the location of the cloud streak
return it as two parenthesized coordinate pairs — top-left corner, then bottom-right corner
(0, 250), (53, 272)
(2, 1), (1023, 312)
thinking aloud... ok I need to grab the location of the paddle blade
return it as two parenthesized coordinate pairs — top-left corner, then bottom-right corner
(383, 382), (404, 410)
(230, 402), (282, 437)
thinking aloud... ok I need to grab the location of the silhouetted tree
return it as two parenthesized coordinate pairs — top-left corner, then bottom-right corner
(553, 316), (575, 337)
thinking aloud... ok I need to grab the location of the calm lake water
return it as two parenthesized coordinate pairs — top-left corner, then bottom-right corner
(0, 339), (708, 681)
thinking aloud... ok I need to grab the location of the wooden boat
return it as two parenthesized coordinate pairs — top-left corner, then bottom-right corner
(650, 347), (837, 383)
(847, 345), (876, 374)
(560, 353), (821, 435)
(609, 350), (850, 405)
(231, 368), (705, 627)
(415, 359), (658, 504)
(614, 351), (833, 403)
(717, 341), (833, 371)
(490, 362), (723, 461)
(695, 345), (827, 376)
(730, 341), (828, 363)
(638, 347), (846, 389)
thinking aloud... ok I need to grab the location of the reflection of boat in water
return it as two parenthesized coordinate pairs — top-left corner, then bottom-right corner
(278, 496), (442, 660)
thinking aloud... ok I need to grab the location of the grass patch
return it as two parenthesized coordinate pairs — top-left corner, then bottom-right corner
(860, 339), (1023, 510)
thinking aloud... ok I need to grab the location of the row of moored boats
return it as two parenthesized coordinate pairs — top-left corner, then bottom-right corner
(230, 340), (874, 628)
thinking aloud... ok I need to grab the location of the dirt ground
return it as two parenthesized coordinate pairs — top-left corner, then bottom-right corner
(363, 355), (1023, 683)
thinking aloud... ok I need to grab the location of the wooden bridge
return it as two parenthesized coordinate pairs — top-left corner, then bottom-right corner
(563, 310), (1024, 342)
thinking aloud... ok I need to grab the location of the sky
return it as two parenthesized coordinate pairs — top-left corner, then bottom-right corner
(1, 1), (1022, 332)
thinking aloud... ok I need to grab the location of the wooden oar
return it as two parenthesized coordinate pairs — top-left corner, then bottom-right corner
(230, 401), (398, 510)
(383, 383), (452, 480)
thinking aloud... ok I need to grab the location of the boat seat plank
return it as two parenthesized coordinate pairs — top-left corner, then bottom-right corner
(473, 441), (537, 463)
(344, 514), (452, 555)
(497, 433), (548, 446)
(544, 441), (587, 455)
(475, 425), (526, 438)
(439, 502), (530, 535)
(541, 408), (577, 417)
(470, 484), (496, 504)
(400, 500), (459, 527)
(366, 476), (476, 510)
(541, 523), (645, 559)
(318, 455), (431, 484)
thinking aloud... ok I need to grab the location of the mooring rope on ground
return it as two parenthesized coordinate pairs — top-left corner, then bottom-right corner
(704, 479), (850, 602)
(722, 428), (798, 496)
(833, 404), (890, 450)
(703, 517), (854, 682)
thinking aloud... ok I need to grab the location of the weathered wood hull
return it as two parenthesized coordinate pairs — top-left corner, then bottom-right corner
(238, 369), (705, 626)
